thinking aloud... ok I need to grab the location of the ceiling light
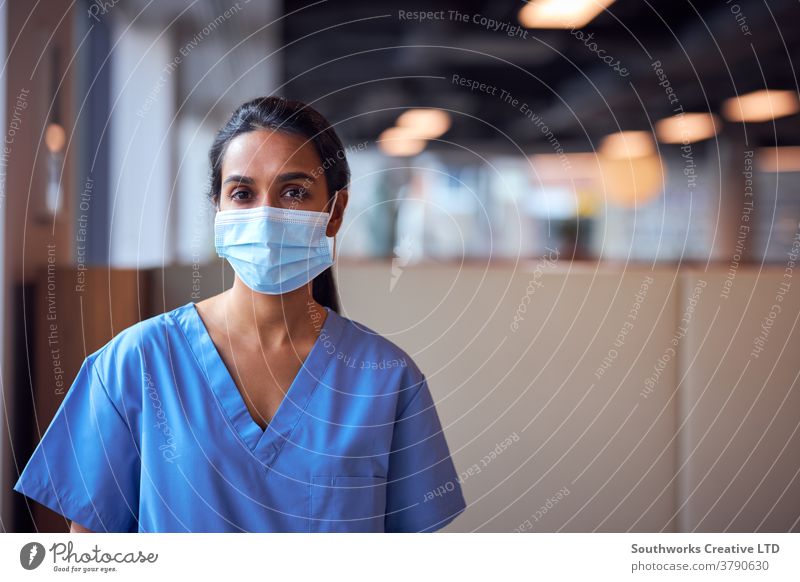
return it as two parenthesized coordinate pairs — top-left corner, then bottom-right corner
(599, 154), (664, 207)
(519, 0), (616, 29)
(396, 109), (451, 139)
(722, 89), (800, 122)
(530, 152), (601, 181)
(757, 147), (800, 173)
(599, 131), (656, 159)
(655, 113), (720, 144)
(45, 122), (66, 153)
(377, 127), (427, 157)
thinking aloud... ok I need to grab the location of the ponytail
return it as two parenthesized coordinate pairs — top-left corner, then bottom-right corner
(312, 267), (340, 313)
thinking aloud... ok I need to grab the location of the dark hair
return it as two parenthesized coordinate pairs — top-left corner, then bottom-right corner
(207, 96), (350, 313)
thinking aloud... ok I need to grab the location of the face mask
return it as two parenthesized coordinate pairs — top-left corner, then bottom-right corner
(214, 192), (338, 295)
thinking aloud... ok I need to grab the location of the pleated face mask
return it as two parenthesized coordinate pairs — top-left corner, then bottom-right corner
(214, 192), (338, 294)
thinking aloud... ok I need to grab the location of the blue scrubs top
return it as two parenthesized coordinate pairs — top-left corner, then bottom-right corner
(13, 303), (466, 532)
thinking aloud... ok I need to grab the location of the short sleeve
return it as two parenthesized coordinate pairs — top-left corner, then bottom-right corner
(13, 355), (141, 532)
(384, 374), (466, 532)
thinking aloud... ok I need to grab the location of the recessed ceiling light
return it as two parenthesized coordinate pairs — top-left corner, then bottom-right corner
(757, 146), (800, 173)
(377, 127), (427, 157)
(655, 113), (720, 144)
(396, 109), (451, 139)
(519, 0), (616, 29)
(599, 131), (656, 159)
(530, 153), (601, 180)
(722, 89), (800, 122)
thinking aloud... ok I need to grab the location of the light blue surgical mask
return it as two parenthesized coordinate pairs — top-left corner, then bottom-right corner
(214, 192), (338, 294)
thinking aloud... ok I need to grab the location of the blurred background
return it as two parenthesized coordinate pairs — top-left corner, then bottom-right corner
(1, 0), (799, 532)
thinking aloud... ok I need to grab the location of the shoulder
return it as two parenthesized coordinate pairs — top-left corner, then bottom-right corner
(332, 309), (424, 377)
(92, 304), (190, 360)
(331, 311), (428, 417)
(86, 303), (194, 391)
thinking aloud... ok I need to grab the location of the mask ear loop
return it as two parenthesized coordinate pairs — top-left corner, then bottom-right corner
(327, 190), (339, 261)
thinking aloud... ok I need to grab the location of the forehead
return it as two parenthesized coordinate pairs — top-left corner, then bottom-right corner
(221, 129), (322, 177)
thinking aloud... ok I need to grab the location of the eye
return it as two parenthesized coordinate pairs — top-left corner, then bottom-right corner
(229, 189), (252, 201)
(282, 186), (309, 200)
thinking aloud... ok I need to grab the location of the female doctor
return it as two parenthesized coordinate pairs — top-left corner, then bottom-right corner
(14, 96), (467, 533)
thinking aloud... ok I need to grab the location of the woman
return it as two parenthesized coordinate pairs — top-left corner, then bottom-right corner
(13, 96), (466, 533)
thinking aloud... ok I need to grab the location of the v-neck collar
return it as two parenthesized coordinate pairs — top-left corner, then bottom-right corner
(172, 301), (345, 466)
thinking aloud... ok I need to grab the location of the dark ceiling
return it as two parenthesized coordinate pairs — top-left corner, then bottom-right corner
(281, 0), (800, 152)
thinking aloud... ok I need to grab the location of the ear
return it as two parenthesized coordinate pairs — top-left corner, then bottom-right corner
(326, 189), (348, 237)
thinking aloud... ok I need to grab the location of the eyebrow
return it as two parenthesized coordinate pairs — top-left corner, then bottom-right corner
(222, 172), (317, 186)
(222, 174), (254, 186)
(278, 171), (316, 183)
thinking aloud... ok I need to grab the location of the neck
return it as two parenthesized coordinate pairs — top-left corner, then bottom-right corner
(220, 277), (328, 347)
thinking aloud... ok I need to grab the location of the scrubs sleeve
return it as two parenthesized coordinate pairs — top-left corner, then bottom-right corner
(13, 355), (140, 532)
(384, 374), (466, 532)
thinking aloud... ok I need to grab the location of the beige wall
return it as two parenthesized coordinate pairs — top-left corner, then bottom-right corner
(678, 271), (800, 533)
(154, 261), (800, 532)
(339, 262), (681, 532)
